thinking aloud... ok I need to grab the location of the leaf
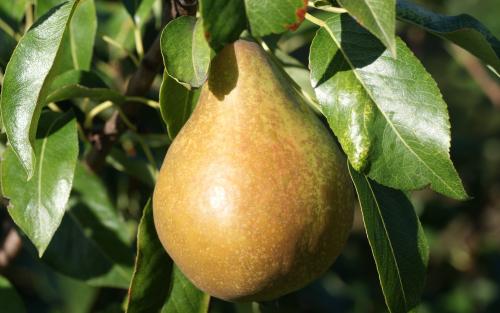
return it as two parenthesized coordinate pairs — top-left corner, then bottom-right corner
(0, 276), (26, 313)
(161, 16), (212, 88)
(309, 14), (467, 199)
(337, 0), (396, 56)
(199, 0), (247, 51)
(349, 166), (429, 313)
(41, 162), (134, 288)
(245, 0), (308, 36)
(123, 0), (156, 25)
(396, 0), (500, 73)
(126, 200), (173, 313)
(1, 0), (82, 178)
(159, 73), (200, 140)
(0, 0), (28, 29)
(45, 70), (125, 104)
(0, 28), (16, 69)
(1, 111), (78, 256)
(161, 266), (210, 313)
(36, 0), (96, 72)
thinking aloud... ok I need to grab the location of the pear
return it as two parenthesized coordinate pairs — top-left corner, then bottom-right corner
(153, 39), (354, 302)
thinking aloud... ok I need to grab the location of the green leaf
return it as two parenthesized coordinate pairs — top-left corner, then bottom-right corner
(309, 14), (467, 199)
(348, 166), (429, 313)
(1, 111), (78, 256)
(41, 163), (134, 288)
(45, 70), (125, 104)
(199, 0), (247, 51)
(126, 200), (173, 313)
(0, 0), (28, 29)
(396, 0), (500, 73)
(161, 16), (212, 88)
(1, 0), (82, 178)
(245, 0), (308, 36)
(0, 28), (16, 69)
(123, 0), (156, 25)
(338, 0), (396, 56)
(36, 0), (96, 72)
(161, 266), (210, 313)
(159, 73), (200, 140)
(0, 276), (26, 313)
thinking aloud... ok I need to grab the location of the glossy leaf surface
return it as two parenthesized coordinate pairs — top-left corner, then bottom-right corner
(1, 0), (81, 177)
(349, 166), (429, 313)
(309, 14), (467, 199)
(1, 111), (78, 255)
(161, 16), (212, 88)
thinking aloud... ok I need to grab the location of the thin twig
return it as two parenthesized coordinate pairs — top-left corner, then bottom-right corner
(84, 0), (198, 172)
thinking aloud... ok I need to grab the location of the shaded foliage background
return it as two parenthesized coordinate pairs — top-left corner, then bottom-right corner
(0, 0), (499, 312)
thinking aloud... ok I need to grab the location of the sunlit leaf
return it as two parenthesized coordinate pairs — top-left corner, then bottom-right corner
(160, 16), (212, 88)
(309, 14), (467, 199)
(1, 0), (82, 177)
(1, 111), (78, 255)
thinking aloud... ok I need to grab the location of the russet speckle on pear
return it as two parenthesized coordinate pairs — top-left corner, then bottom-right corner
(153, 39), (354, 302)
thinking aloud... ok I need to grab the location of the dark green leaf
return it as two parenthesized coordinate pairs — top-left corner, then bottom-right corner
(199, 0), (247, 51)
(159, 73), (200, 140)
(45, 70), (125, 104)
(1, 111), (78, 255)
(397, 0), (500, 73)
(161, 16), (212, 88)
(0, 276), (26, 313)
(42, 163), (134, 288)
(0, 0), (27, 29)
(126, 200), (172, 313)
(123, 0), (156, 25)
(161, 266), (210, 313)
(1, 0), (82, 177)
(338, 0), (396, 56)
(245, 0), (308, 36)
(0, 28), (16, 69)
(309, 14), (467, 199)
(349, 166), (429, 313)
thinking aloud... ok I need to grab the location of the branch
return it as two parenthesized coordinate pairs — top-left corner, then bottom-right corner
(84, 0), (198, 172)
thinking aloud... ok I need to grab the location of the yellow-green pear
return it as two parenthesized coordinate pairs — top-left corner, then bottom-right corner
(153, 39), (354, 302)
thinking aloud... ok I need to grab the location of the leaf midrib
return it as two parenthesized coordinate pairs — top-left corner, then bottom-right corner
(321, 21), (459, 198)
(364, 174), (408, 310)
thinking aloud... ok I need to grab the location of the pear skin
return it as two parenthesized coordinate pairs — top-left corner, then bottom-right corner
(153, 39), (354, 302)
